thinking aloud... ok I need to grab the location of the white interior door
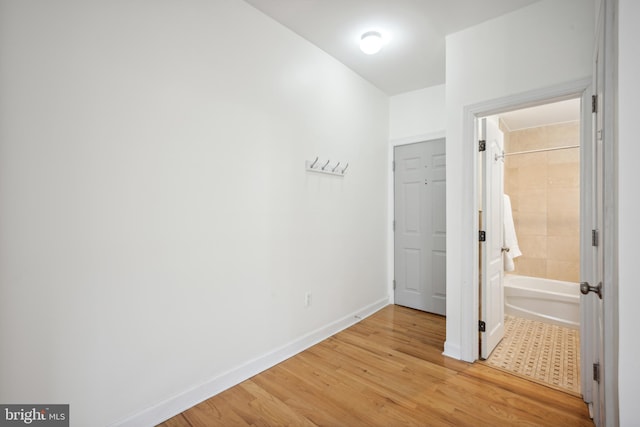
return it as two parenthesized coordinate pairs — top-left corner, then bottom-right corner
(480, 117), (505, 359)
(583, 16), (606, 425)
(394, 139), (446, 315)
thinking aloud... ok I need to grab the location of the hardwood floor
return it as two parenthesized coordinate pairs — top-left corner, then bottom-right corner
(158, 305), (593, 426)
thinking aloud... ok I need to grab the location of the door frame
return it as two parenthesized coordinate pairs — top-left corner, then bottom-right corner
(462, 78), (602, 373)
(474, 84), (595, 393)
(388, 131), (446, 304)
(461, 78), (591, 359)
(597, 1), (619, 426)
(463, 75), (618, 420)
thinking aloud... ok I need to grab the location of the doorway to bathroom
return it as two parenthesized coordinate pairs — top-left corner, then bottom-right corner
(478, 98), (583, 396)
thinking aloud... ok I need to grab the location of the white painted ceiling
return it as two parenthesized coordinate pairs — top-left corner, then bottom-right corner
(499, 98), (581, 131)
(243, 0), (541, 95)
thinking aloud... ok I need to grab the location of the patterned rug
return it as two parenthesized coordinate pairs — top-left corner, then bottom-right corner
(483, 315), (581, 395)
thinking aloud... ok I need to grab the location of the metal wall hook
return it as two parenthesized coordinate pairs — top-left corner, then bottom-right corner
(305, 157), (348, 177)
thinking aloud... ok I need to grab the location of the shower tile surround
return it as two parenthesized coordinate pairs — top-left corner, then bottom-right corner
(502, 121), (580, 283)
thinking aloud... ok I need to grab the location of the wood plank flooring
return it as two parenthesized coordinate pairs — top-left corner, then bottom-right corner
(158, 305), (593, 426)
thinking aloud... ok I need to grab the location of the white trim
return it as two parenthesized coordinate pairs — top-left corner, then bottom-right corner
(110, 297), (390, 427)
(602, 0), (619, 425)
(443, 342), (461, 360)
(387, 131), (446, 308)
(456, 77), (592, 363)
(390, 130), (446, 147)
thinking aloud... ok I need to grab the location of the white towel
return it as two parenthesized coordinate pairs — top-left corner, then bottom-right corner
(503, 194), (522, 272)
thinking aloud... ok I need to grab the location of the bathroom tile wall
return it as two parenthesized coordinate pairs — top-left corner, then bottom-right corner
(503, 121), (580, 282)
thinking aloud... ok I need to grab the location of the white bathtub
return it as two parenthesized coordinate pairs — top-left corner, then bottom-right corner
(504, 274), (580, 329)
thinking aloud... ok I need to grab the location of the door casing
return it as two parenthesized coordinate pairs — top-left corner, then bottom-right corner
(596, 1), (619, 426)
(460, 78), (591, 362)
(388, 131), (446, 305)
(460, 78), (600, 390)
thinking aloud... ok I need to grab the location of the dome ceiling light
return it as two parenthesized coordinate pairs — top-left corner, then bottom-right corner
(360, 31), (384, 55)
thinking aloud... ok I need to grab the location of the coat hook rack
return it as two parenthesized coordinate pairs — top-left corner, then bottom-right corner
(305, 157), (349, 176)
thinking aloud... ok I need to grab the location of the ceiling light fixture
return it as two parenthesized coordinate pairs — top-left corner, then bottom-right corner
(360, 31), (383, 55)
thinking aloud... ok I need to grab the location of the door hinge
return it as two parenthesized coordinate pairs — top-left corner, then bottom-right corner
(479, 320), (486, 332)
(393, 220), (396, 232)
(479, 230), (486, 242)
(479, 140), (486, 152)
(592, 95), (598, 113)
(592, 229), (599, 247)
(393, 279), (396, 290)
(392, 160), (395, 171)
(593, 362), (600, 383)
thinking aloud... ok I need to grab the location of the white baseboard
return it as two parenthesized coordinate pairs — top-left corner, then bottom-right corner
(111, 297), (390, 427)
(442, 341), (462, 360)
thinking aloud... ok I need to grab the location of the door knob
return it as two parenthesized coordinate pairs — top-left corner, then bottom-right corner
(580, 281), (602, 299)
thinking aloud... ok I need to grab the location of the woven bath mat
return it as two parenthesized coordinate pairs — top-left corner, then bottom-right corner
(483, 315), (580, 395)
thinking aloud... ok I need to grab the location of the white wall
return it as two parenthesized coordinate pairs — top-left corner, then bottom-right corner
(389, 85), (446, 141)
(0, 1), (389, 425)
(444, 0), (595, 360)
(617, 0), (640, 424)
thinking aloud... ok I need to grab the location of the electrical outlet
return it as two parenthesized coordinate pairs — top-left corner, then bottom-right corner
(304, 292), (312, 308)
